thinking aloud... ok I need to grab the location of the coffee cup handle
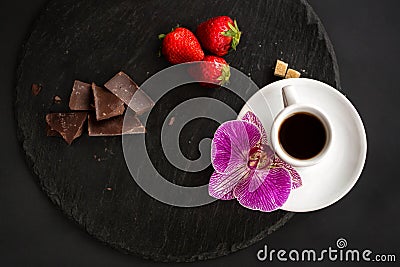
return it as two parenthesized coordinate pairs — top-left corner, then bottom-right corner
(282, 85), (298, 107)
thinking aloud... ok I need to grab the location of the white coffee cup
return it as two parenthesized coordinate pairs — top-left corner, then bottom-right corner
(270, 85), (333, 167)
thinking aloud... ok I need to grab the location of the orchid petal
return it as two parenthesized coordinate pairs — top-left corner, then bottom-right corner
(209, 167), (250, 200)
(233, 167), (292, 212)
(241, 111), (268, 145)
(274, 157), (302, 189)
(220, 191), (235, 200)
(211, 120), (261, 174)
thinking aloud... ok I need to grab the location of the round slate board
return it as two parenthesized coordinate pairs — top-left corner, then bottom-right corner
(15, 0), (340, 262)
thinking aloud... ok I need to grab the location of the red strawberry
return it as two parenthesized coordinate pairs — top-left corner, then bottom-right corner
(196, 16), (241, 56)
(195, 55), (230, 88)
(159, 27), (204, 64)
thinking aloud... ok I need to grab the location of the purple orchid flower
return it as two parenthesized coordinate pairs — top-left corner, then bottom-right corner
(209, 111), (302, 212)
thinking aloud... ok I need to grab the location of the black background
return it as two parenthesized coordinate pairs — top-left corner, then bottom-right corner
(1, 0), (399, 266)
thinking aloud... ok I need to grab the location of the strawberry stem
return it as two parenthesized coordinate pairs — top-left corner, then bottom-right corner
(158, 24), (181, 40)
(217, 64), (231, 86)
(221, 20), (241, 50)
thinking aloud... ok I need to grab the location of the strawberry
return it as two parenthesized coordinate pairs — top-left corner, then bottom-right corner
(196, 16), (241, 56)
(194, 55), (230, 88)
(159, 27), (204, 64)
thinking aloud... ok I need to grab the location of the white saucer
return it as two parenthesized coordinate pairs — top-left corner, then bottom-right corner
(238, 78), (367, 212)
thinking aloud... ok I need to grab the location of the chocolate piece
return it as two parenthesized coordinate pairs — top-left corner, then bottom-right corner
(46, 124), (60, 137)
(104, 71), (139, 106)
(31, 83), (42, 96)
(92, 83), (125, 121)
(88, 112), (145, 136)
(104, 72), (155, 114)
(92, 83), (124, 120)
(46, 112), (87, 144)
(69, 80), (92, 110)
(129, 89), (155, 115)
(54, 95), (62, 104)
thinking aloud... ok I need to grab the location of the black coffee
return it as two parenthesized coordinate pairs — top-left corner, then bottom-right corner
(278, 112), (326, 160)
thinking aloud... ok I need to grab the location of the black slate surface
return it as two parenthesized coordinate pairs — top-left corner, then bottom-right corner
(14, 0), (340, 262)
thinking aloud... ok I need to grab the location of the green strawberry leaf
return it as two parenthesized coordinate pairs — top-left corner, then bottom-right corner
(221, 20), (241, 50)
(217, 64), (231, 85)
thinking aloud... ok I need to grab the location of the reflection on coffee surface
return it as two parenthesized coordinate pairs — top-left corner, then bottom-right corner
(278, 112), (326, 160)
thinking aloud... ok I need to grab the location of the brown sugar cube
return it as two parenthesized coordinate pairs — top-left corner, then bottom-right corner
(285, 68), (301, 79)
(274, 60), (288, 77)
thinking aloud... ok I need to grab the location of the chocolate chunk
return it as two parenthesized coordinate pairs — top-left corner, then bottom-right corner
(92, 83), (125, 121)
(129, 89), (155, 115)
(69, 80), (93, 110)
(54, 95), (62, 104)
(46, 124), (60, 137)
(46, 112), (87, 144)
(104, 71), (155, 114)
(104, 71), (139, 105)
(88, 112), (145, 136)
(31, 83), (42, 96)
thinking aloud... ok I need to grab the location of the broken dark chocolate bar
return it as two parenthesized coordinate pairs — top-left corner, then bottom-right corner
(92, 83), (125, 121)
(46, 112), (87, 144)
(104, 71), (139, 105)
(88, 112), (145, 136)
(128, 89), (155, 115)
(104, 71), (155, 114)
(69, 80), (92, 110)
(46, 124), (60, 137)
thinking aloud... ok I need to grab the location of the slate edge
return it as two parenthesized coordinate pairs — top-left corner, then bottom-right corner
(13, 0), (340, 262)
